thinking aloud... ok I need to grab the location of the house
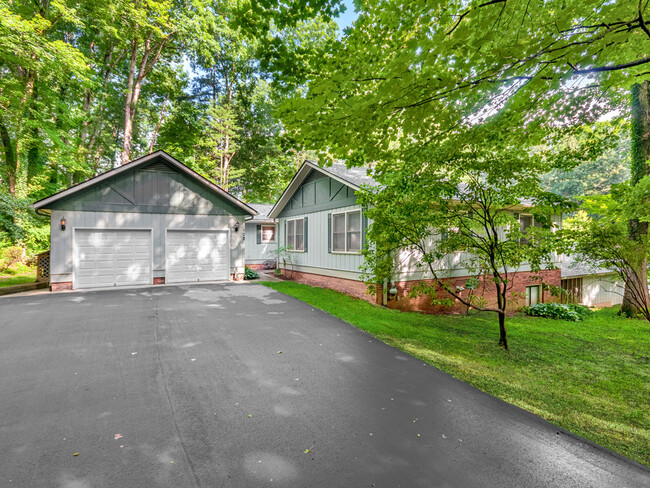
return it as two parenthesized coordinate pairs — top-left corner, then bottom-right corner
(32, 151), (256, 290)
(561, 256), (624, 307)
(269, 160), (562, 312)
(244, 204), (278, 269)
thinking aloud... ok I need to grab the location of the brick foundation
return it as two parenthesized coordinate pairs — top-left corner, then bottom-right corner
(279, 269), (375, 302)
(379, 268), (562, 314)
(246, 263), (274, 270)
(51, 282), (72, 291)
(280, 268), (561, 314)
(231, 273), (244, 282)
(154, 277), (165, 285)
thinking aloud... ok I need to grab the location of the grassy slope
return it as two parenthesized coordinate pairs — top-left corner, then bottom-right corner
(262, 281), (650, 467)
(0, 267), (36, 288)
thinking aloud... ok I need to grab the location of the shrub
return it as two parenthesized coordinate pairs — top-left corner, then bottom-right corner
(244, 266), (259, 280)
(522, 302), (592, 322)
(0, 246), (26, 274)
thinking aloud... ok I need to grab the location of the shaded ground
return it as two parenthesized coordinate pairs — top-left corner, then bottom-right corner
(0, 283), (647, 488)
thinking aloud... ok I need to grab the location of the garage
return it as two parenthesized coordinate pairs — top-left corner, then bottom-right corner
(32, 151), (257, 290)
(166, 230), (229, 283)
(74, 229), (152, 289)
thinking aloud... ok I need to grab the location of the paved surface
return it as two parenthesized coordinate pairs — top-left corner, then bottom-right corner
(0, 284), (648, 488)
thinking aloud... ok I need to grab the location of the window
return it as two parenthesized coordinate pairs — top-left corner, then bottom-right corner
(526, 285), (541, 306)
(261, 225), (276, 243)
(287, 218), (304, 251)
(332, 210), (362, 253)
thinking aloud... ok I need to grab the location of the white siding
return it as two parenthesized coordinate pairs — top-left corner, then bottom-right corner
(50, 210), (245, 284)
(278, 204), (364, 280)
(244, 222), (278, 265)
(582, 274), (624, 307)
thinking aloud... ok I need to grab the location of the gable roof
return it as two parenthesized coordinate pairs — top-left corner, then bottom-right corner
(268, 160), (377, 218)
(32, 151), (257, 216)
(248, 203), (276, 223)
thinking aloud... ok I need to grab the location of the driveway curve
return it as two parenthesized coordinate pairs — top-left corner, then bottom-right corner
(0, 283), (648, 488)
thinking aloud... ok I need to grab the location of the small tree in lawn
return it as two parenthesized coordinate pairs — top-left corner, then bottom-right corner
(565, 179), (650, 321)
(360, 152), (566, 350)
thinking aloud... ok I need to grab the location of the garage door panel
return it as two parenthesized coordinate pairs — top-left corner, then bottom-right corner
(74, 230), (152, 289)
(166, 230), (228, 283)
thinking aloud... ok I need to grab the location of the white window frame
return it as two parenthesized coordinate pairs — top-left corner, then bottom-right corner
(526, 285), (541, 306)
(331, 210), (362, 254)
(261, 224), (276, 244)
(286, 217), (305, 252)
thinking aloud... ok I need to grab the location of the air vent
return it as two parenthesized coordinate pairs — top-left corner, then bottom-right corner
(142, 161), (174, 172)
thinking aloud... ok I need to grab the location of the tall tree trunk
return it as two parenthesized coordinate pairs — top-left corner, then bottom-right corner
(0, 117), (16, 195)
(121, 37), (139, 166)
(148, 94), (169, 153)
(621, 81), (650, 316)
(494, 277), (508, 350)
(13, 70), (36, 197)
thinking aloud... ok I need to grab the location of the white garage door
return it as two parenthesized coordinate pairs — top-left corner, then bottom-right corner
(74, 230), (152, 289)
(166, 230), (229, 283)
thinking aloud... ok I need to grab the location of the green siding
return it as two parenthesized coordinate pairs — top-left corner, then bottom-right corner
(279, 170), (358, 218)
(49, 160), (243, 215)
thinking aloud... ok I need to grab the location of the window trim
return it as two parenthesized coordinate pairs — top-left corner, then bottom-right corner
(286, 217), (305, 252)
(525, 285), (541, 307)
(261, 224), (276, 244)
(331, 210), (362, 254)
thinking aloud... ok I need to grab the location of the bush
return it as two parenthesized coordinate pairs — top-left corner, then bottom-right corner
(244, 266), (259, 280)
(522, 302), (592, 322)
(0, 246), (26, 274)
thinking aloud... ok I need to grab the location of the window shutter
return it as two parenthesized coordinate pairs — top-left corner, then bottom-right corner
(362, 212), (368, 248)
(256, 225), (262, 244)
(303, 217), (308, 252)
(328, 213), (332, 253)
(284, 220), (287, 247)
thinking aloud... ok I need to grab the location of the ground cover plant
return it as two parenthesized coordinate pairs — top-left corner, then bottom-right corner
(262, 281), (650, 467)
(0, 264), (36, 288)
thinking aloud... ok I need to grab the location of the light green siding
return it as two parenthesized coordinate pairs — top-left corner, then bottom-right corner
(278, 170), (358, 218)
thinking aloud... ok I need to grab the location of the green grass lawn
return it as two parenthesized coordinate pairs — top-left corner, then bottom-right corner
(262, 281), (650, 467)
(0, 266), (36, 288)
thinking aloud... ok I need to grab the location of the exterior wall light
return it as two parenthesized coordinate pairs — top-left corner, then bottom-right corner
(60, 217), (67, 231)
(234, 220), (240, 232)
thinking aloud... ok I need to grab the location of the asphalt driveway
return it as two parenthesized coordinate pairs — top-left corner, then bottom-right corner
(0, 283), (647, 488)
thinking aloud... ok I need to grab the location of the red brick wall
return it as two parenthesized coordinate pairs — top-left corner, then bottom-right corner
(246, 263), (274, 270)
(380, 268), (561, 314)
(51, 282), (72, 291)
(280, 268), (561, 314)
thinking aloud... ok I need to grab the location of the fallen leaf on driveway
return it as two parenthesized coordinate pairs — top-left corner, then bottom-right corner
(304, 449), (311, 454)
(131, 352), (137, 356)
(73, 453), (79, 456)
(277, 351), (283, 354)
(248, 414), (253, 418)
(114, 434), (123, 440)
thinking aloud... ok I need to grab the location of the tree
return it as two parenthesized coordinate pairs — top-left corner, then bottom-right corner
(542, 132), (631, 199)
(564, 179), (650, 321)
(359, 144), (564, 350)
(0, 0), (89, 197)
(277, 0), (650, 316)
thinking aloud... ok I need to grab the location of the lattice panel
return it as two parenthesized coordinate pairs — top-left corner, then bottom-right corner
(37, 251), (50, 282)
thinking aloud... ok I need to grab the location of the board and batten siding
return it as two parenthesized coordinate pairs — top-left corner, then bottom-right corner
(244, 222), (278, 265)
(581, 274), (624, 307)
(278, 204), (365, 280)
(49, 209), (245, 284)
